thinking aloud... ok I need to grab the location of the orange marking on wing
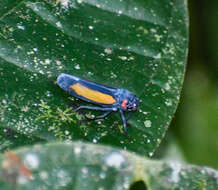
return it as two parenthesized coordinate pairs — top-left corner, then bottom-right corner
(70, 83), (116, 104)
(5, 151), (32, 179)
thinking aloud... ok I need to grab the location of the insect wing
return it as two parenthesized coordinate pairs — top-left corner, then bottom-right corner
(57, 74), (117, 105)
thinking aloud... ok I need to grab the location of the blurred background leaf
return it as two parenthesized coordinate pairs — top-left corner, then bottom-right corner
(167, 0), (218, 169)
(0, 0), (188, 156)
(0, 142), (217, 190)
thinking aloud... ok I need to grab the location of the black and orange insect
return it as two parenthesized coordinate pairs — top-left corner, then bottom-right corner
(57, 73), (139, 135)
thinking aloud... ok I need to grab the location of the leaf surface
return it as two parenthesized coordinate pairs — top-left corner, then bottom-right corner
(0, 0), (188, 155)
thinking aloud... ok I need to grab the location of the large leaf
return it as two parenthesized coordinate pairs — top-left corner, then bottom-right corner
(0, 142), (217, 190)
(0, 0), (188, 155)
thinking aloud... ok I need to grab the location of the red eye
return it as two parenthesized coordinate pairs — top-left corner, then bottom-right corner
(121, 99), (128, 109)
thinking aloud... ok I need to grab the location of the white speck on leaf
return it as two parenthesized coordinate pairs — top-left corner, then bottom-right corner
(93, 138), (98, 143)
(149, 152), (153, 157)
(74, 147), (81, 154)
(17, 25), (25, 30)
(165, 83), (171, 90)
(170, 162), (181, 183)
(24, 153), (39, 169)
(118, 56), (127, 61)
(59, 0), (69, 7)
(56, 169), (71, 186)
(144, 120), (152, 128)
(39, 171), (48, 180)
(154, 53), (161, 59)
(89, 25), (94, 30)
(56, 21), (62, 28)
(74, 64), (80, 70)
(104, 48), (113, 54)
(165, 99), (172, 106)
(105, 152), (125, 168)
(150, 28), (157, 33)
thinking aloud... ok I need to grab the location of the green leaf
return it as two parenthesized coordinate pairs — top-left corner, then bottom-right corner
(0, 0), (188, 155)
(0, 142), (217, 190)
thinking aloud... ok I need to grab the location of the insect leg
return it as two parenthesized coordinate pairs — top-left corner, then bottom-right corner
(85, 111), (112, 120)
(73, 106), (117, 112)
(119, 109), (128, 135)
(126, 111), (134, 121)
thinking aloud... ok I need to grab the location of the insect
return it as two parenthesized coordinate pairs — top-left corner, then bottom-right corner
(57, 73), (139, 136)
